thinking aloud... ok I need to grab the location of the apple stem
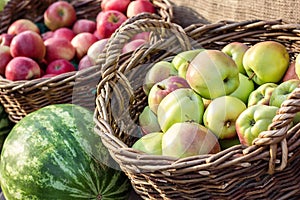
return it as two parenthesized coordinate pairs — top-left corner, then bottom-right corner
(225, 121), (231, 128)
(248, 72), (255, 80)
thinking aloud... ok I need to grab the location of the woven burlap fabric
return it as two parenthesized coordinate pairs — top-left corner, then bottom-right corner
(171, 0), (300, 27)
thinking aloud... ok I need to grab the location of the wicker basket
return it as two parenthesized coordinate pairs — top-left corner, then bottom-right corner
(0, 0), (173, 123)
(94, 17), (300, 199)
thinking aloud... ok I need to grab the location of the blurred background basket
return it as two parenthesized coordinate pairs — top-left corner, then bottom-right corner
(94, 16), (300, 199)
(0, 0), (173, 123)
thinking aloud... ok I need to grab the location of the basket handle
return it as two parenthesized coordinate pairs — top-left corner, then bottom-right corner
(252, 85), (300, 174)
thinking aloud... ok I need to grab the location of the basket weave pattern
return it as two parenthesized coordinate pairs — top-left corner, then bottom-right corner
(0, 0), (173, 123)
(94, 18), (300, 199)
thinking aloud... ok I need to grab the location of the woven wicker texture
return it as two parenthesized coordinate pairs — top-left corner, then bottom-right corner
(94, 18), (300, 199)
(0, 0), (173, 123)
(171, 0), (300, 27)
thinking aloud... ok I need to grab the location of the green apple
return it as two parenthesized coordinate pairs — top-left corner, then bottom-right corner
(269, 79), (300, 124)
(247, 82), (278, 107)
(138, 106), (161, 135)
(230, 73), (255, 104)
(186, 49), (239, 99)
(171, 48), (204, 78)
(148, 76), (190, 114)
(243, 41), (290, 85)
(236, 104), (278, 146)
(132, 132), (164, 155)
(157, 88), (204, 133)
(203, 96), (247, 139)
(162, 122), (221, 159)
(143, 61), (178, 95)
(295, 53), (300, 79)
(219, 136), (241, 150)
(222, 42), (249, 75)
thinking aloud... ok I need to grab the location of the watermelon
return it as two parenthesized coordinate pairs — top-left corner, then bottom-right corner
(0, 104), (130, 200)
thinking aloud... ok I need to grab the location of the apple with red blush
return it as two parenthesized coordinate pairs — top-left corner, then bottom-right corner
(282, 61), (299, 81)
(5, 57), (42, 81)
(10, 30), (46, 61)
(53, 27), (76, 42)
(132, 32), (150, 41)
(87, 38), (109, 65)
(72, 19), (96, 34)
(0, 46), (12, 76)
(71, 32), (98, 59)
(45, 59), (76, 75)
(7, 19), (40, 35)
(44, 1), (77, 31)
(122, 39), (146, 54)
(0, 34), (14, 46)
(78, 55), (94, 71)
(126, 0), (156, 18)
(96, 10), (128, 39)
(41, 31), (54, 41)
(44, 37), (75, 62)
(101, 0), (131, 13)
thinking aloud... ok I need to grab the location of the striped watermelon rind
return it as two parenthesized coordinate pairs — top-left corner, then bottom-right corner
(0, 104), (130, 200)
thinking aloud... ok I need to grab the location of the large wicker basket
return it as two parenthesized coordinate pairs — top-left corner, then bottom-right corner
(0, 0), (173, 123)
(94, 17), (300, 199)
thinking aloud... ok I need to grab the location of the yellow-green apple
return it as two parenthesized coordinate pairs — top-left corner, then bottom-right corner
(53, 27), (76, 42)
(222, 42), (249, 75)
(5, 56), (41, 81)
(122, 39), (146, 54)
(44, 37), (75, 62)
(269, 79), (300, 123)
(7, 19), (40, 35)
(87, 38), (109, 65)
(96, 10), (128, 39)
(282, 61), (299, 82)
(45, 59), (76, 75)
(0, 33), (14, 46)
(126, 0), (156, 18)
(143, 61), (178, 95)
(41, 31), (54, 41)
(0, 46), (12, 76)
(44, 1), (77, 31)
(78, 55), (94, 71)
(101, 0), (131, 13)
(10, 30), (46, 61)
(186, 49), (240, 99)
(171, 48), (204, 79)
(236, 104), (278, 146)
(71, 32), (98, 59)
(161, 122), (221, 159)
(132, 132), (164, 155)
(157, 88), (204, 132)
(148, 76), (190, 114)
(230, 73), (255, 104)
(72, 19), (96, 34)
(295, 53), (300, 79)
(243, 41), (290, 85)
(247, 83), (278, 107)
(203, 96), (246, 139)
(138, 106), (161, 135)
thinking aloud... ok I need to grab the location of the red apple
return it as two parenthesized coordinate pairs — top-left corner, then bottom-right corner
(44, 37), (75, 62)
(7, 19), (40, 35)
(41, 31), (54, 41)
(78, 55), (94, 70)
(71, 32), (98, 59)
(72, 19), (96, 34)
(87, 38), (109, 64)
(101, 0), (130, 13)
(5, 57), (41, 81)
(45, 59), (76, 75)
(122, 39), (146, 54)
(96, 10), (128, 39)
(10, 30), (46, 61)
(132, 32), (150, 41)
(126, 0), (156, 18)
(41, 74), (57, 78)
(44, 1), (77, 31)
(0, 34), (14, 46)
(0, 46), (12, 76)
(53, 27), (76, 42)
(93, 30), (103, 40)
(282, 61), (299, 81)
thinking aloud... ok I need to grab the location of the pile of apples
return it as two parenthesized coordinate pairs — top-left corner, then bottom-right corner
(0, 0), (156, 81)
(132, 40), (300, 159)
